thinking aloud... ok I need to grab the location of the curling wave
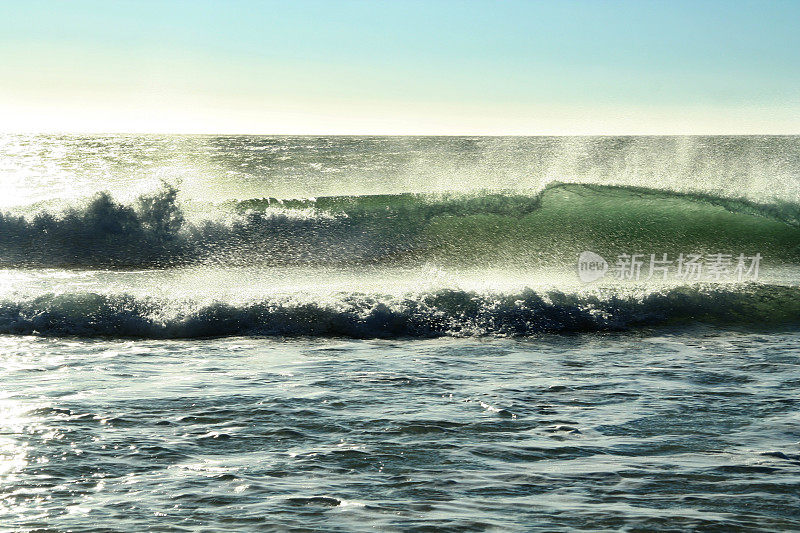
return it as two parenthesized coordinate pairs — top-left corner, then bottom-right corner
(1, 182), (799, 268)
(1, 284), (799, 339)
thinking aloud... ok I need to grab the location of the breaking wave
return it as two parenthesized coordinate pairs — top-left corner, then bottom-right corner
(1, 284), (798, 339)
(2, 182), (799, 268)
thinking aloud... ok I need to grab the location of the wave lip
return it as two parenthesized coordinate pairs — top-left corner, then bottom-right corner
(2, 284), (798, 339)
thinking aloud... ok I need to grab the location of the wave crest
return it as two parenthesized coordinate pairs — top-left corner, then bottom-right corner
(2, 284), (798, 339)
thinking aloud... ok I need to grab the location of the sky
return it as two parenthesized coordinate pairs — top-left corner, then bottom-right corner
(0, 0), (798, 135)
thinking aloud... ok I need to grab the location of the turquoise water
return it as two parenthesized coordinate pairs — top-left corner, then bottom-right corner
(1, 135), (800, 530)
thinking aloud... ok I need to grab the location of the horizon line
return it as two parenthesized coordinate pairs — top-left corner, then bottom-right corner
(2, 130), (799, 137)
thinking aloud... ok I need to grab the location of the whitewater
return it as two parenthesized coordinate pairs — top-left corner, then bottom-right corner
(1, 135), (800, 531)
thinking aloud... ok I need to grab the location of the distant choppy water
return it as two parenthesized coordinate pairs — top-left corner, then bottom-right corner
(1, 135), (800, 530)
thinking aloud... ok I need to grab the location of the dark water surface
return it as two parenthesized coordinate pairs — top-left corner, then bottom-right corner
(2, 331), (799, 531)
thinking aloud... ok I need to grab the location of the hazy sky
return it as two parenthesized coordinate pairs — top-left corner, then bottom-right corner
(1, 0), (798, 134)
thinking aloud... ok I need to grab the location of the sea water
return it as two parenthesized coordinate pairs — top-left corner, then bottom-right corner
(1, 135), (799, 530)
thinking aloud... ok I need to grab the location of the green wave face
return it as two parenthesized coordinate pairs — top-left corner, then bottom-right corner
(236, 183), (800, 267)
(4, 181), (799, 269)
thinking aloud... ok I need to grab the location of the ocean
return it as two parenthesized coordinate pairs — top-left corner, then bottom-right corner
(1, 135), (800, 531)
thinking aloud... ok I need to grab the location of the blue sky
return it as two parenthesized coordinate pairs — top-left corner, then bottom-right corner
(1, 0), (798, 134)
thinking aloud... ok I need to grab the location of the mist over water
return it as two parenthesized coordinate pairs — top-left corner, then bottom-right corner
(2, 136), (800, 338)
(3, 135), (800, 209)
